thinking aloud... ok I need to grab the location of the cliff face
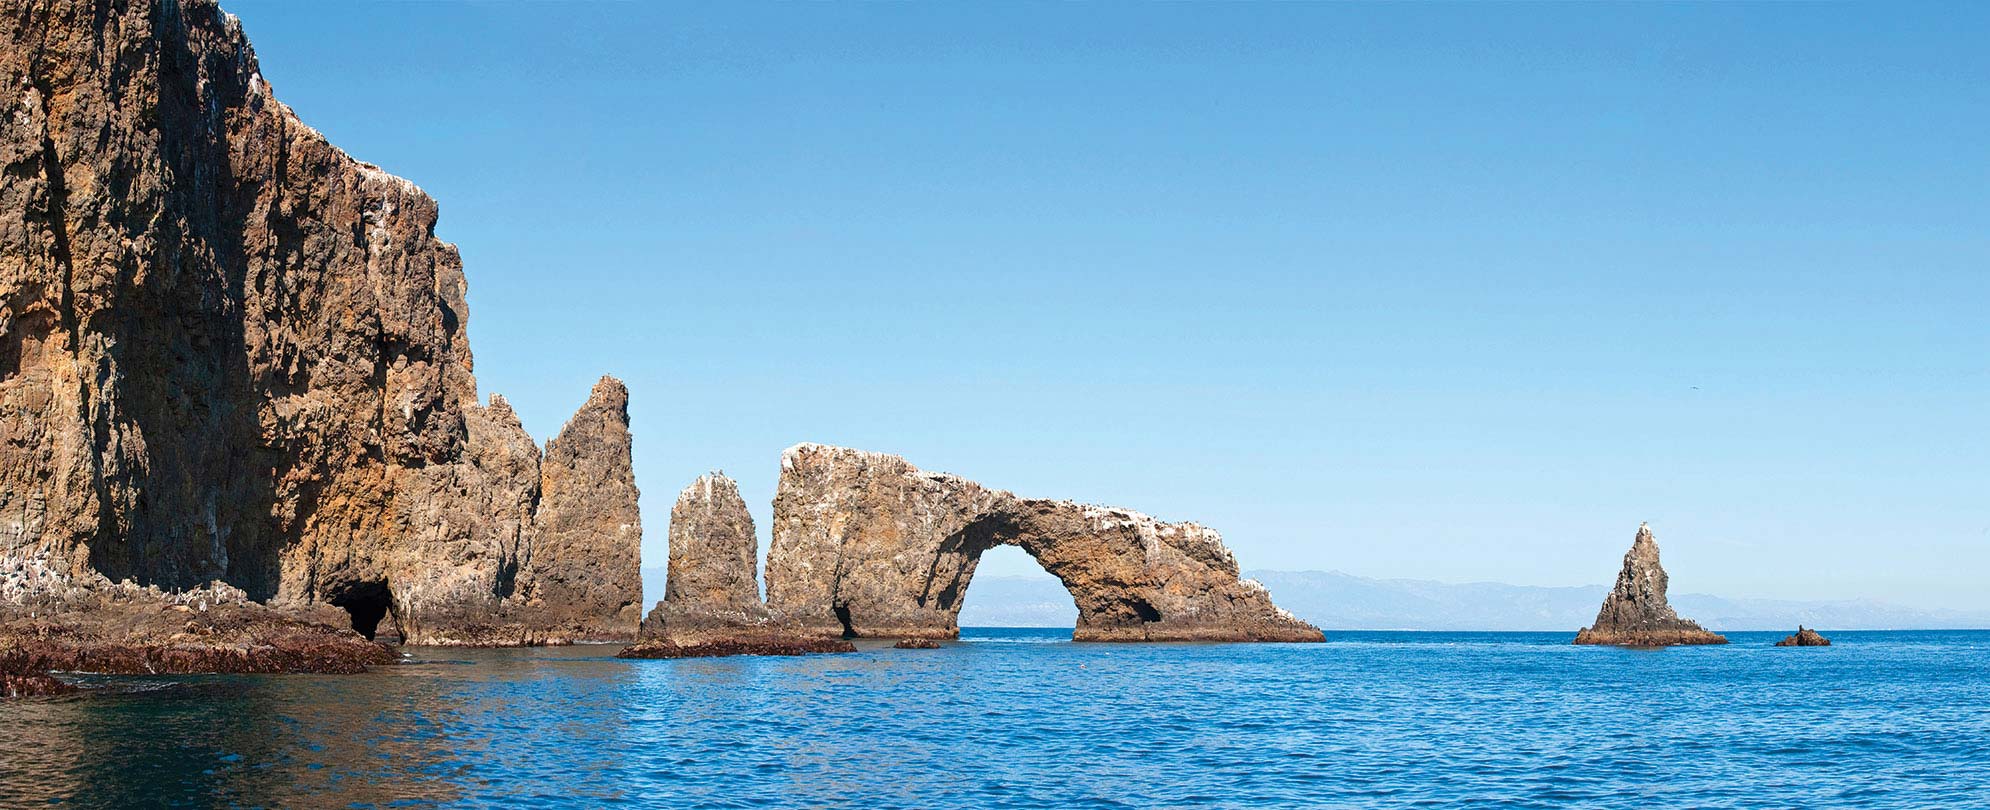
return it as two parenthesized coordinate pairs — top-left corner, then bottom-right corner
(0, 0), (639, 644)
(1574, 524), (1727, 647)
(765, 444), (1322, 643)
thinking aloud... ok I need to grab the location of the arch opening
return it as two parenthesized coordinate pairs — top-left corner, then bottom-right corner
(954, 544), (1080, 631)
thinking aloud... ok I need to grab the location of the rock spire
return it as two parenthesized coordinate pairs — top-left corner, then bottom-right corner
(1573, 523), (1727, 647)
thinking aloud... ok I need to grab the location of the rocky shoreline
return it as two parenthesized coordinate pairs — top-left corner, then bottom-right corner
(0, 581), (396, 694)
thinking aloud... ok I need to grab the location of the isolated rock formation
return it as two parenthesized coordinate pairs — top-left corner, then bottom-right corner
(1776, 626), (1831, 647)
(627, 472), (847, 658)
(0, 0), (639, 644)
(1574, 524), (1727, 646)
(765, 444), (1322, 643)
(643, 474), (770, 639)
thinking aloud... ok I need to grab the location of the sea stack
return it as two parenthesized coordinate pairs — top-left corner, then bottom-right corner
(619, 474), (852, 658)
(1573, 523), (1728, 647)
(1775, 626), (1831, 647)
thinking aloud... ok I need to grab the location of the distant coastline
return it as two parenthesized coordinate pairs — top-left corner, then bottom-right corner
(644, 568), (1990, 633)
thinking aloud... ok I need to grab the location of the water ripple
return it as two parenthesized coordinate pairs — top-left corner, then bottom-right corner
(2, 630), (1988, 807)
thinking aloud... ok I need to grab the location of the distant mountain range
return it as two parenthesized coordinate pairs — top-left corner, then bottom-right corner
(640, 567), (1990, 632)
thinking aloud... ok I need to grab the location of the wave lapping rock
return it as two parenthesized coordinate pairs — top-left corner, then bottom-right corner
(0, 0), (640, 645)
(1574, 524), (1728, 647)
(765, 444), (1322, 643)
(616, 638), (856, 659)
(1775, 626), (1831, 647)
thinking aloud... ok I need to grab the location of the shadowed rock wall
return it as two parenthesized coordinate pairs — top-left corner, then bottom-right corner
(0, 0), (639, 644)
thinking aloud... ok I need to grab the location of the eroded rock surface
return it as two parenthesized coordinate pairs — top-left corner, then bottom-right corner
(1574, 524), (1727, 647)
(643, 473), (769, 640)
(1776, 626), (1831, 647)
(513, 378), (644, 642)
(632, 472), (838, 656)
(0, 0), (639, 644)
(765, 444), (1322, 643)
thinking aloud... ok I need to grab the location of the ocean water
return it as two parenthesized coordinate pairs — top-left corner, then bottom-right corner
(3, 629), (1987, 808)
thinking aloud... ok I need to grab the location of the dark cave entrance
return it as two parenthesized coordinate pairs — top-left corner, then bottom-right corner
(834, 604), (857, 639)
(327, 580), (401, 643)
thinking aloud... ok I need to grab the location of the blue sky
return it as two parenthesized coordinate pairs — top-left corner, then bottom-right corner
(225, 2), (1987, 610)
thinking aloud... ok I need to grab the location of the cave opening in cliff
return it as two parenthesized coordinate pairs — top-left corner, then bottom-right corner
(327, 580), (401, 643)
(833, 604), (857, 639)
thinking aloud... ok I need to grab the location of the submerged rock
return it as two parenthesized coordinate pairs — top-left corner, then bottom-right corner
(616, 639), (856, 659)
(1574, 524), (1728, 647)
(1775, 626), (1831, 647)
(764, 444), (1322, 643)
(0, 0), (639, 644)
(2, 674), (76, 698)
(893, 638), (942, 649)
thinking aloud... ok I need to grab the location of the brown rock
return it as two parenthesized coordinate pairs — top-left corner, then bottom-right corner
(893, 638), (942, 649)
(2, 580), (394, 698)
(1775, 626), (1831, 647)
(513, 378), (644, 643)
(0, 0), (640, 645)
(1574, 523), (1728, 647)
(764, 444), (1322, 643)
(3, 674), (76, 698)
(616, 638), (856, 659)
(633, 472), (832, 655)
(642, 473), (771, 640)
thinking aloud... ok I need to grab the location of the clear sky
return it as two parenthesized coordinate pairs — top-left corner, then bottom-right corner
(224, 2), (1986, 610)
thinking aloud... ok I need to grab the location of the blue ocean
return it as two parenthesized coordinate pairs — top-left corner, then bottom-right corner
(3, 629), (1987, 808)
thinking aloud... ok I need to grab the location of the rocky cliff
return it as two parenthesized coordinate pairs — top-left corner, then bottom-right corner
(764, 444), (1321, 643)
(1573, 524), (1727, 647)
(0, 0), (639, 644)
